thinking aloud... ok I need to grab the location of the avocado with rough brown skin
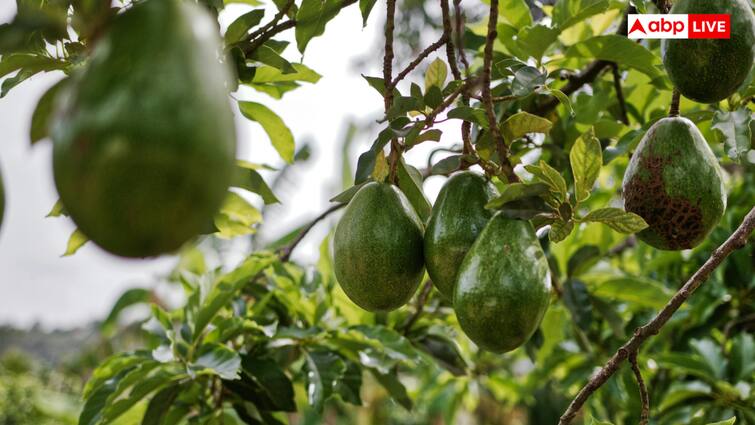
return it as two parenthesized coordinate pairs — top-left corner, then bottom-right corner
(333, 182), (425, 312)
(622, 117), (726, 250)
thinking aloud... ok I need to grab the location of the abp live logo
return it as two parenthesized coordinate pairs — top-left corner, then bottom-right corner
(627, 14), (730, 39)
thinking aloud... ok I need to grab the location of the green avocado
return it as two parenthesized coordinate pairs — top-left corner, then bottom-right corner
(424, 171), (498, 298)
(333, 182), (425, 312)
(662, 0), (755, 103)
(622, 117), (726, 250)
(51, 0), (236, 257)
(453, 214), (551, 353)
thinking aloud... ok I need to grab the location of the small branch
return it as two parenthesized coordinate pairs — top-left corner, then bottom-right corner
(453, 0), (471, 73)
(402, 280), (434, 335)
(668, 88), (681, 117)
(629, 354), (650, 425)
(384, 0), (401, 184)
(559, 206), (755, 424)
(390, 35), (449, 88)
(424, 78), (475, 125)
(442, 0), (461, 82)
(244, 0), (294, 43)
(611, 64), (629, 125)
(279, 203), (346, 262)
(481, 0), (519, 183)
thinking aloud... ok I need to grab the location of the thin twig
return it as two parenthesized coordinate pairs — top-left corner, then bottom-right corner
(629, 354), (650, 425)
(532, 7), (634, 116)
(384, 0), (401, 184)
(611, 63), (629, 125)
(402, 280), (434, 335)
(243, 0), (295, 43)
(390, 35), (449, 88)
(424, 78), (475, 125)
(279, 204), (346, 262)
(453, 0), (470, 73)
(445, 0), (474, 160)
(559, 206), (755, 424)
(442, 0), (461, 82)
(668, 88), (681, 117)
(480, 0), (519, 183)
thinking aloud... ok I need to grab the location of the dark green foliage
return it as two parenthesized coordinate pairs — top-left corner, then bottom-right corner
(333, 182), (425, 311)
(622, 117), (726, 250)
(51, 0), (236, 257)
(424, 171), (498, 298)
(662, 0), (755, 103)
(453, 214), (551, 353)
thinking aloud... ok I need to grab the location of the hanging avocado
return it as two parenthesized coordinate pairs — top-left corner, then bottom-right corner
(51, 0), (236, 257)
(662, 0), (755, 103)
(424, 171), (498, 299)
(333, 182), (425, 312)
(453, 214), (551, 353)
(622, 117), (726, 250)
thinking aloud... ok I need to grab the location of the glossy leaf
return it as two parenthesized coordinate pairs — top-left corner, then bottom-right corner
(582, 208), (648, 233)
(570, 129), (602, 203)
(239, 101), (295, 163)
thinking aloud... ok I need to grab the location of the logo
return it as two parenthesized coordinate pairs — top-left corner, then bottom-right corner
(627, 14), (730, 39)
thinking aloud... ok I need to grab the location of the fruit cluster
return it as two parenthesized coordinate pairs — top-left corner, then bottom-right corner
(333, 174), (552, 353)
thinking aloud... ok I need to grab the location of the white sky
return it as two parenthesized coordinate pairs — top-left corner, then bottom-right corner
(0, 2), (454, 329)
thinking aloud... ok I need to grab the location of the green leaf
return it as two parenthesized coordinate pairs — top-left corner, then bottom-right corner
(101, 288), (151, 333)
(330, 181), (369, 203)
(359, 0), (377, 26)
(193, 253), (276, 340)
(214, 192), (262, 238)
(238, 101), (295, 163)
(730, 333), (755, 381)
(655, 352), (718, 381)
(486, 182), (550, 209)
(582, 208), (648, 233)
(409, 129), (442, 147)
(424, 58), (448, 90)
(566, 35), (663, 80)
(0, 53), (64, 79)
(570, 130), (602, 202)
(30, 78), (65, 144)
(553, 0), (610, 30)
(397, 160), (432, 222)
(250, 45), (296, 74)
(447, 106), (489, 127)
(232, 161), (280, 204)
(102, 368), (181, 423)
(712, 109), (752, 163)
(591, 277), (673, 309)
(414, 333), (467, 376)
(500, 0), (533, 29)
(588, 416), (615, 425)
(193, 343), (242, 380)
(563, 279), (593, 330)
(46, 199), (67, 217)
(241, 356), (296, 411)
(516, 25), (559, 62)
(689, 339), (726, 379)
(549, 219), (574, 242)
(63, 228), (88, 257)
(512, 66), (547, 96)
(304, 350), (346, 412)
(546, 87), (574, 116)
(334, 360), (363, 405)
(225, 9), (265, 45)
(431, 155), (463, 175)
(369, 369), (412, 410)
(567, 245), (600, 276)
(525, 160), (567, 203)
(252, 63), (321, 84)
(501, 112), (552, 143)
(707, 418), (736, 425)
(295, 0), (342, 53)
(141, 385), (180, 425)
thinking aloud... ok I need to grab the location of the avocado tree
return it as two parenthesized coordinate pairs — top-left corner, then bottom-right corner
(0, 0), (754, 423)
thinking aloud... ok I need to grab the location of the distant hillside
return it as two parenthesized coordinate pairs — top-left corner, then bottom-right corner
(0, 324), (99, 365)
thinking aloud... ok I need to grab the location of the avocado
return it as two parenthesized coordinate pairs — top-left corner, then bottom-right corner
(333, 182), (425, 312)
(424, 172), (498, 298)
(662, 0), (755, 103)
(453, 214), (551, 353)
(622, 117), (726, 250)
(51, 0), (236, 257)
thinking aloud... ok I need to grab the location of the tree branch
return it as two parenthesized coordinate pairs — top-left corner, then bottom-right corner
(390, 35), (449, 88)
(481, 0), (519, 183)
(559, 206), (755, 424)
(611, 63), (629, 125)
(401, 280), (434, 335)
(383, 0), (402, 184)
(532, 7), (634, 116)
(629, 353), (650, 425)
(279, 203), (346, 262)
(668, 88), (681, 117)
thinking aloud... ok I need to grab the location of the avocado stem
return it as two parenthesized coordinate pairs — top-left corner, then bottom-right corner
(668, 88), (681, 117)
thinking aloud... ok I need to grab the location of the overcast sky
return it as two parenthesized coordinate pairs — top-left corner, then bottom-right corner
(0, 3), (455, 329)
